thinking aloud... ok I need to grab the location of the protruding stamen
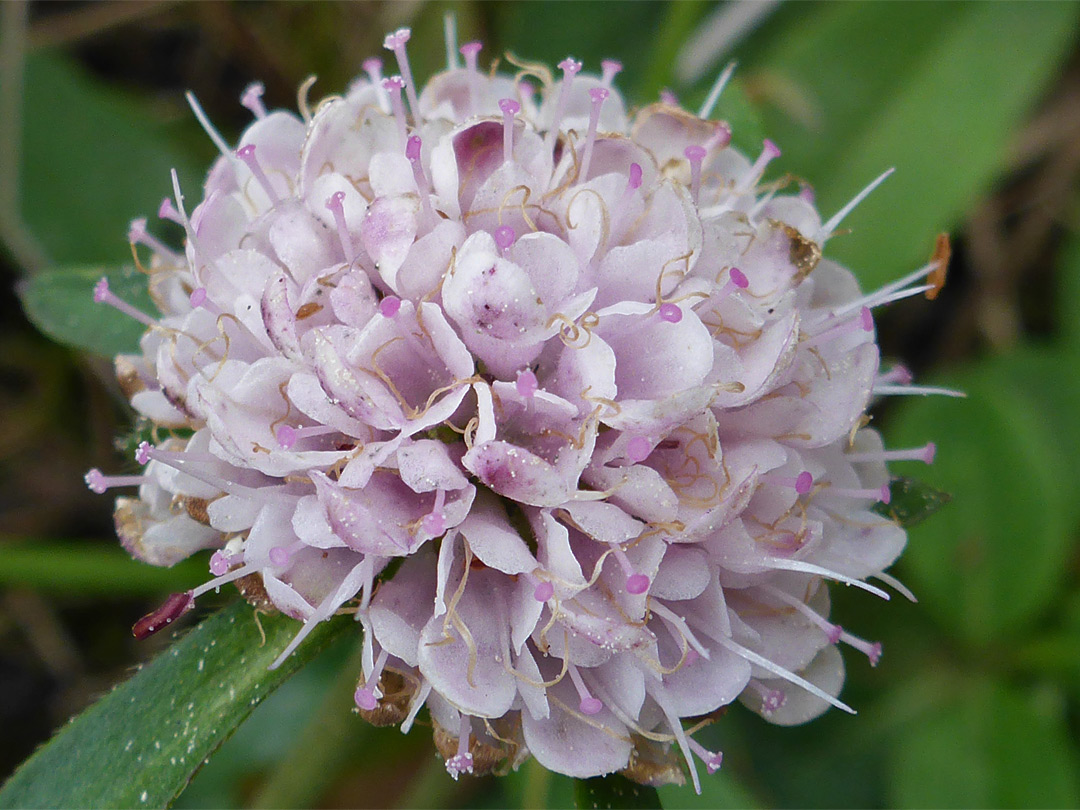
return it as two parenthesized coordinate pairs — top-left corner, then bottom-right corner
(567, 663), (603, 715)
(445, 716), (475, 780)
(132, 591), (194, 639)
(528, 573), (554, 602)
(363, 58), (389, 112)
(848, 442), (936, 465)
(626, 436), (651, 463)
(659, 88), (679, 106)
(826, 483), (891, 503)
(460, 41), (482, 71)
(354, 647), (389, 711)
(209, 550), (233, 577)
(545, 57), (583, 149)
(235, 144), (280, 205)
(276, 424), (339, 450)
(325, 191), (356, 264)
(600, 59), (622, 88)
(839, 629), (882, 666)
(877, 364), (913, 386)
(699, 60), (737, 120)
(628, 162), (643, 191)
(515, 368), (537, 398)
(736, 138), (781, 193)
(137, 441), (282, 502)
(578, 87), (608, 182)
(685, 145), (707, 203)
(762, 584), (842, 644)
(816, 168), (895, 242)
(499, 98), (520, 162)
(762, 470), (813, 495)
(802, 307), (873, 350)
(658, 302), (683, 323)
(379, 296), (401, 318)
(158, 197), (183, 225)
(382, 76), (408, 149)
(129, 218), (180, 262)
(422, 491), (447, 537)
(93, 278), (157, 328)
(84, 468), (146, 494)
(269, 541), (303, 568)
(240, 82), (267, 118)
(610, 545), (650, 595)
(719, 266), (749, 297)
(688, 737), (724, 775)
(383, 28), (420, 123)
(444, 13), (459, 70)
(405, 136), (436, 227)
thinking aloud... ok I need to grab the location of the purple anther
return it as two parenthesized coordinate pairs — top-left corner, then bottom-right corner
(269, 546), (291, 567)
(382, 76), (408, 147)
(189, 287), (208, 308)
(685, 648), (700, 666)
(660, 88), (679, 106)
(628, 162), (643, 190)
(209, 550), (231, 577)
(93, 277), (110, 304)
(498, 98), (520, 116)
(533, 580), (554, 602)
(379, 296), (401, 318)
(601, 59), (623, 87)
(495, 225), (516, 252)
(579, 696), (603, 715)
(354, 686), (378, 711)
(384, 28), (420, 121)
(276, 425), (298, 449)
(84, 469), (107, 494)
(761, 689), (785, 714)
(158, 197), (183, 224)
(235, 143), (280, 204)
(685, 144), (707, 203)
(659, 302), (683, 323)
(518, 80), (535, 99)
(515, 368), (537, 398)
(707, 122), (733, 150)
(499, 98), (519, 162)
(878, 484), (892, 504)
(132, 591), (194, 640)
(384, 27), (411, 49)
(685, 145), (707, 162)
(868, 642), (883, 667)
(460, 41), (482, 68)
(799, 185), (816, 204)
(406, 135), (422, 162)
(589, 86), (610, 105)
(705, 752), (724, 774)
(422, 511), (446, 536)
(923, 442), (937, 464)
(136, 441), (152, 466)
(827, 624), (844, 645)
(240, 82), (267, 119)
(558, 57), (583, 76)
(730, 267), (749, 289)
(860, 306), (874, 331)
(764, 138), (782, 159)
(795, 471), (814, 495)
(362, 57), (382, 78)
(626, 436), (651, 463)
(626, 573), (650, 595)
(546, 58), (583, 149)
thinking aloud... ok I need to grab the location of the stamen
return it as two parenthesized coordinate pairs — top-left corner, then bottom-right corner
(459, 42), (483, 114)
(136, 441), (283, 502)
(698, 60), (737, 120)
(567, 662), (603, 715)
(839, 629), (882, 666)
(748, 679), (786, 715)
(802, 307), (873, 350)
(445, 714), (474, 779)
(132, 591), (194, 640)
(515, 368), (537, 398)
(658, 302), (683, 323)
(659, 88), (679, 106)
(499, 98), (520, 162)
(84, 468), (147, 494)
(600, 59), (623, 88)
(208, 550), (233, 577)
(761, 470), (814, 495)
(848, 442), (936, 465)
(383, 28), (420, 123)
(188, 287), (221, 315)
(736, 138), (781, 193)
(762, 584), (842, 644)
(578, 87), (608, 182)
(269, 540), (304, 568)
(382, 76), (408, 150)
(687, 737), (724, 775)
(363, 58), (389, 112)
(685, 145), (707, 204)
(626, 436), (651, 463)
(651, 601), (711, 660)
(276, 424), (339, 450)
(185, 91), (232, 159)
(93, 277), (157, 328)
(444, 13), (459, 70)
(326, 191), (356, 264)
(610, 545), (650, 595)
(877, 364), (913, 386)
(235, 144), (280, 205)
(832, 260), (938, 318)
(354, 647), (390, 710)
(825, 483), (891, 503)
(379, 296), (402, 318)
(158, 197), (183, 225)
(816, 168), (895, 242)
(422, 490), (448, 537)
(240, 82), (267, 119)
(406, 136), (436, 227)
(129, 217), (180, 262)
(191, 562), (261, 599)
(545, 57), (583, 150)
(873, 383), (966, 398)
(719, 266), (750, 297)
(525, 573), (554, 602)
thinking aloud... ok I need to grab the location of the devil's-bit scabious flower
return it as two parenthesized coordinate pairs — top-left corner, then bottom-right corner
(85, 24), (946, 790)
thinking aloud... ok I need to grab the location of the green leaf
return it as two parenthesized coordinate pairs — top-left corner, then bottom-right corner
(0, 601), (351, 809)
(1057, 230), (1080, 354)
(887, 680), (1080, 808)
(574, 773), (662, 809)
(743, 1), (1080, 289)
(18, 264), (154, 356)
(20, 52), (202, 267)
(887, 348), (1076, 646)
(872, 476), (952, 528)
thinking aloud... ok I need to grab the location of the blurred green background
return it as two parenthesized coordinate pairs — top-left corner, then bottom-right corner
(2, 1), (1080, 807)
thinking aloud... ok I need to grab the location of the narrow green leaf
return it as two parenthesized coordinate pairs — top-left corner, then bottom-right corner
(18, 264), (154, 357)
(887, 680), (1080, 808)
(873, 477), (952, 528)
(574, 773), (662, 810)
(0, 601), (351, 809)
(0, 540), (204, 596)
(887, 349), (1075, 645)
(744, 2), (1080, 289)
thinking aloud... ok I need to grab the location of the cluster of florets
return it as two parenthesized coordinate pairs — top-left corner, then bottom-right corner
(86, 26), (941, 790)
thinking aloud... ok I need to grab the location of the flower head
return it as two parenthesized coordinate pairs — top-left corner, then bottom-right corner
(88, 25), (941, 790)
